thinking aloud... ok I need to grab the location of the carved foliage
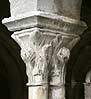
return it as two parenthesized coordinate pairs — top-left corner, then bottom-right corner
(12, 29), (70, 85)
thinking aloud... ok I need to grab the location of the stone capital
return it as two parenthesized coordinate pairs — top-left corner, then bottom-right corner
(3, 0), (88, 99)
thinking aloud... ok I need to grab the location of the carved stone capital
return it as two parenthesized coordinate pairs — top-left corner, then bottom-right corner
(3, 1), (87, 99)
(12, 28), (74, 86)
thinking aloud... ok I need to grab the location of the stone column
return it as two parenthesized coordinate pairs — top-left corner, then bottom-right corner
(3, 0), (87, 99)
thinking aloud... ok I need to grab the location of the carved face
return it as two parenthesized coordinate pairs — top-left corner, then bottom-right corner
(0, 0), (11, 20)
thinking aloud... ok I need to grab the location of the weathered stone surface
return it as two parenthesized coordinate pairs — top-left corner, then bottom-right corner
(3, 12), (87, 35)
(4, 0), (87, 99)
(9, 0), (82, 19)
(84, 83), (91, 99)
(49, 85), (65, 99)
(61, 0), (82, 19)
(11, 27), (81, 99)
(29, 85), (48, 99)
(12, 28), (72, 85)
(9, 0), (37, 16)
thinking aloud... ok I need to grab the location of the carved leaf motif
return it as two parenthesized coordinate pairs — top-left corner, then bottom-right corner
(19, 30), (70, 84)
(48, 34), (70, 84)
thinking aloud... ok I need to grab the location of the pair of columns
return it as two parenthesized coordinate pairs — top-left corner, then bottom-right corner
(3, 0), (87, 99)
